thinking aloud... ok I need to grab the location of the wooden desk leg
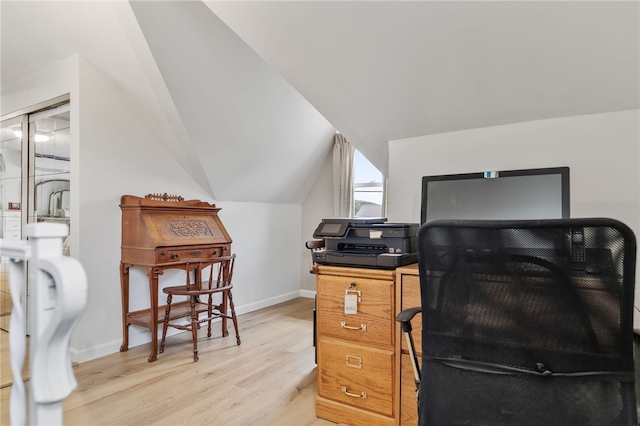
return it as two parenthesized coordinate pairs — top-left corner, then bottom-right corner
(119, 263), (130, 352)
(147, 268), (161, 362)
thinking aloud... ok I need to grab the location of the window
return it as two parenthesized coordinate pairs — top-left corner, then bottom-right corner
(353, 150), (385, 217)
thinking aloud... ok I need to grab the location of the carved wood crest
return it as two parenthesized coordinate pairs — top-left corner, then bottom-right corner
(167, 220), (213, 238)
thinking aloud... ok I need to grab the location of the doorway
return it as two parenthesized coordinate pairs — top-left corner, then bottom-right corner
(0, 95), (71, 388)
(0, 114), (25, 334)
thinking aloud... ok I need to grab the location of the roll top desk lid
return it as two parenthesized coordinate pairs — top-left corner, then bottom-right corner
(120, 193), (232, 265)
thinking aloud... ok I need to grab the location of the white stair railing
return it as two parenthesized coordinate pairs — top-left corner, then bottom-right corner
(1, 223), (88, 426)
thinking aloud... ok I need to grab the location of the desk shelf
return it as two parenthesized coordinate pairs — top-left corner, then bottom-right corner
(127, 301), (210, 328)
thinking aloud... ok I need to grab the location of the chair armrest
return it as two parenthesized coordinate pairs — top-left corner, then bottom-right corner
(395, 307), (422, 333)
(305, 240), (325, 250)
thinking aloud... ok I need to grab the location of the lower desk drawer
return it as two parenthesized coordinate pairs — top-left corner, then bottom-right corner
(156, 245), (227, 263)
(317, 338), (394, 417)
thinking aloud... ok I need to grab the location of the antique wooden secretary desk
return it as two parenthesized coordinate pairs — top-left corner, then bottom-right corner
(119, 193), (232, 362)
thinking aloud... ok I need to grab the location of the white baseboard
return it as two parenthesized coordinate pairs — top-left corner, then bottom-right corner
(234, 290), (302, 316)
(71, 289), (315, 363)
(299, 289), (316, 299)
(70, 325), (186, 363)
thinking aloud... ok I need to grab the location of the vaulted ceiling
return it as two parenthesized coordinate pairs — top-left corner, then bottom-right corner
(2, 1), (638, 204)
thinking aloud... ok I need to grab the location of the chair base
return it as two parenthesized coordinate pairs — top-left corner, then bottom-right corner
(158, 255), (240, 362)
(160, 299), (241, 362)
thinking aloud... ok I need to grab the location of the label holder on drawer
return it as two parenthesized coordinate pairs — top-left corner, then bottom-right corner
(346, 354), (363, 369)
(344, 282), (361, 315)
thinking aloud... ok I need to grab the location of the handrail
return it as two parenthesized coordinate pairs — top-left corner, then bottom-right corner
(1, 223), (88, 425)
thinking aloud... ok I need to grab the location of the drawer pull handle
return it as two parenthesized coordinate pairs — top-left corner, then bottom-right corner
(191, 250), (202, 255)
(341, 386), (367, 399)
(345, 355), (362, 369)
(341, 321), (366, 332)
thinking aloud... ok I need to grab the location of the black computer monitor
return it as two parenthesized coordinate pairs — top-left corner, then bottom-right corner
(420, 167), (570, 224)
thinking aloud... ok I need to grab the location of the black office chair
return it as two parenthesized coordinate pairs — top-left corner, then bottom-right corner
(397, 218), (637, 425)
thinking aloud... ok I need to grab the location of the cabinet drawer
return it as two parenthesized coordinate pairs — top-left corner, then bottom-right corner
(4, 220), (21, 231)
(318, 338), (394, 417)
(317, 275), (394, 346)
(400, 274), (422, 353)
(156, 245), (228, 263)
(3, 231), (21, 241)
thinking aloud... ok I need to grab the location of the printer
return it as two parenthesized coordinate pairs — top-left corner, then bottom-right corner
(311, 217), (419, 269)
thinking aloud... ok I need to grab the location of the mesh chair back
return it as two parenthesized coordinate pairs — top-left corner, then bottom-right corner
(417, 218), (637, 426)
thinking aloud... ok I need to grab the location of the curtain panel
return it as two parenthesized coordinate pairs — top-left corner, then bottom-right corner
(332, 133), (354, 218)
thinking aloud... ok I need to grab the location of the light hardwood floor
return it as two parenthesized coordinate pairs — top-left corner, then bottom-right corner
(1, 268), (11, 332)
(1, 297), (336, 426)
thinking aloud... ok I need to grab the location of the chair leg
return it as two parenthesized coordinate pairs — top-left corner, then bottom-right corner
(194, 296), (202, 330)
(160, 294), (172, 354)
(227, 289), (241, 345)
(207, 294), (213, 338)
(191, 297), (199, 362)
(221, 291), (229, 337)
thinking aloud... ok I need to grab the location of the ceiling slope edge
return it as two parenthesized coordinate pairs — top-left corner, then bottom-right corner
(112, 1), (214, 197)
(130, 0), (336, 204)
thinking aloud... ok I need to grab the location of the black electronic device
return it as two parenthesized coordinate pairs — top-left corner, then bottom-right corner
(312, 218), (419, 269)
(421, 167), (570, 224)
(313, 217), (386, 238)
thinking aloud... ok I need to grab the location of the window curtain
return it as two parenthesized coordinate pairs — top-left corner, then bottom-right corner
(333, 133), (354, 217)
(381, 176), (388, 218)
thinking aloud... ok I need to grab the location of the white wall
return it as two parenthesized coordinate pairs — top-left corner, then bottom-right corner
(300, 150), (333, 292)
(2, 56), (309, 363)
(218, 201), (303, 302)
(1, 57), (78, 115)
(388, 109), (640, 322)
(76, 58), (309, 362)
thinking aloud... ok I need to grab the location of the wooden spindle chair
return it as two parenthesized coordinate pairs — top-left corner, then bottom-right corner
(160, 254), (239, 361)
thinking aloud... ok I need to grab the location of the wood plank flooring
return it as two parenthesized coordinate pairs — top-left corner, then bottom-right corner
(0, 331), (29, 389)
(1, 297), (336, 426)
(1, 268), (11, 332)
(1, 268), (30, 390)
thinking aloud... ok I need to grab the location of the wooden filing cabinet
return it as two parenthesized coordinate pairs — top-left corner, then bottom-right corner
(395, 264), (421, 426)
(315, 265), (396, 426)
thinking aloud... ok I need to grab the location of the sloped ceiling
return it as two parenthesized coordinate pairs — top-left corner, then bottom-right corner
(1, 1), (215, 195)
(207, 1), (640, 174)
(2, 1), (639, 203)
(129, 0), (335, 203)
(0, 0), (336, 204)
